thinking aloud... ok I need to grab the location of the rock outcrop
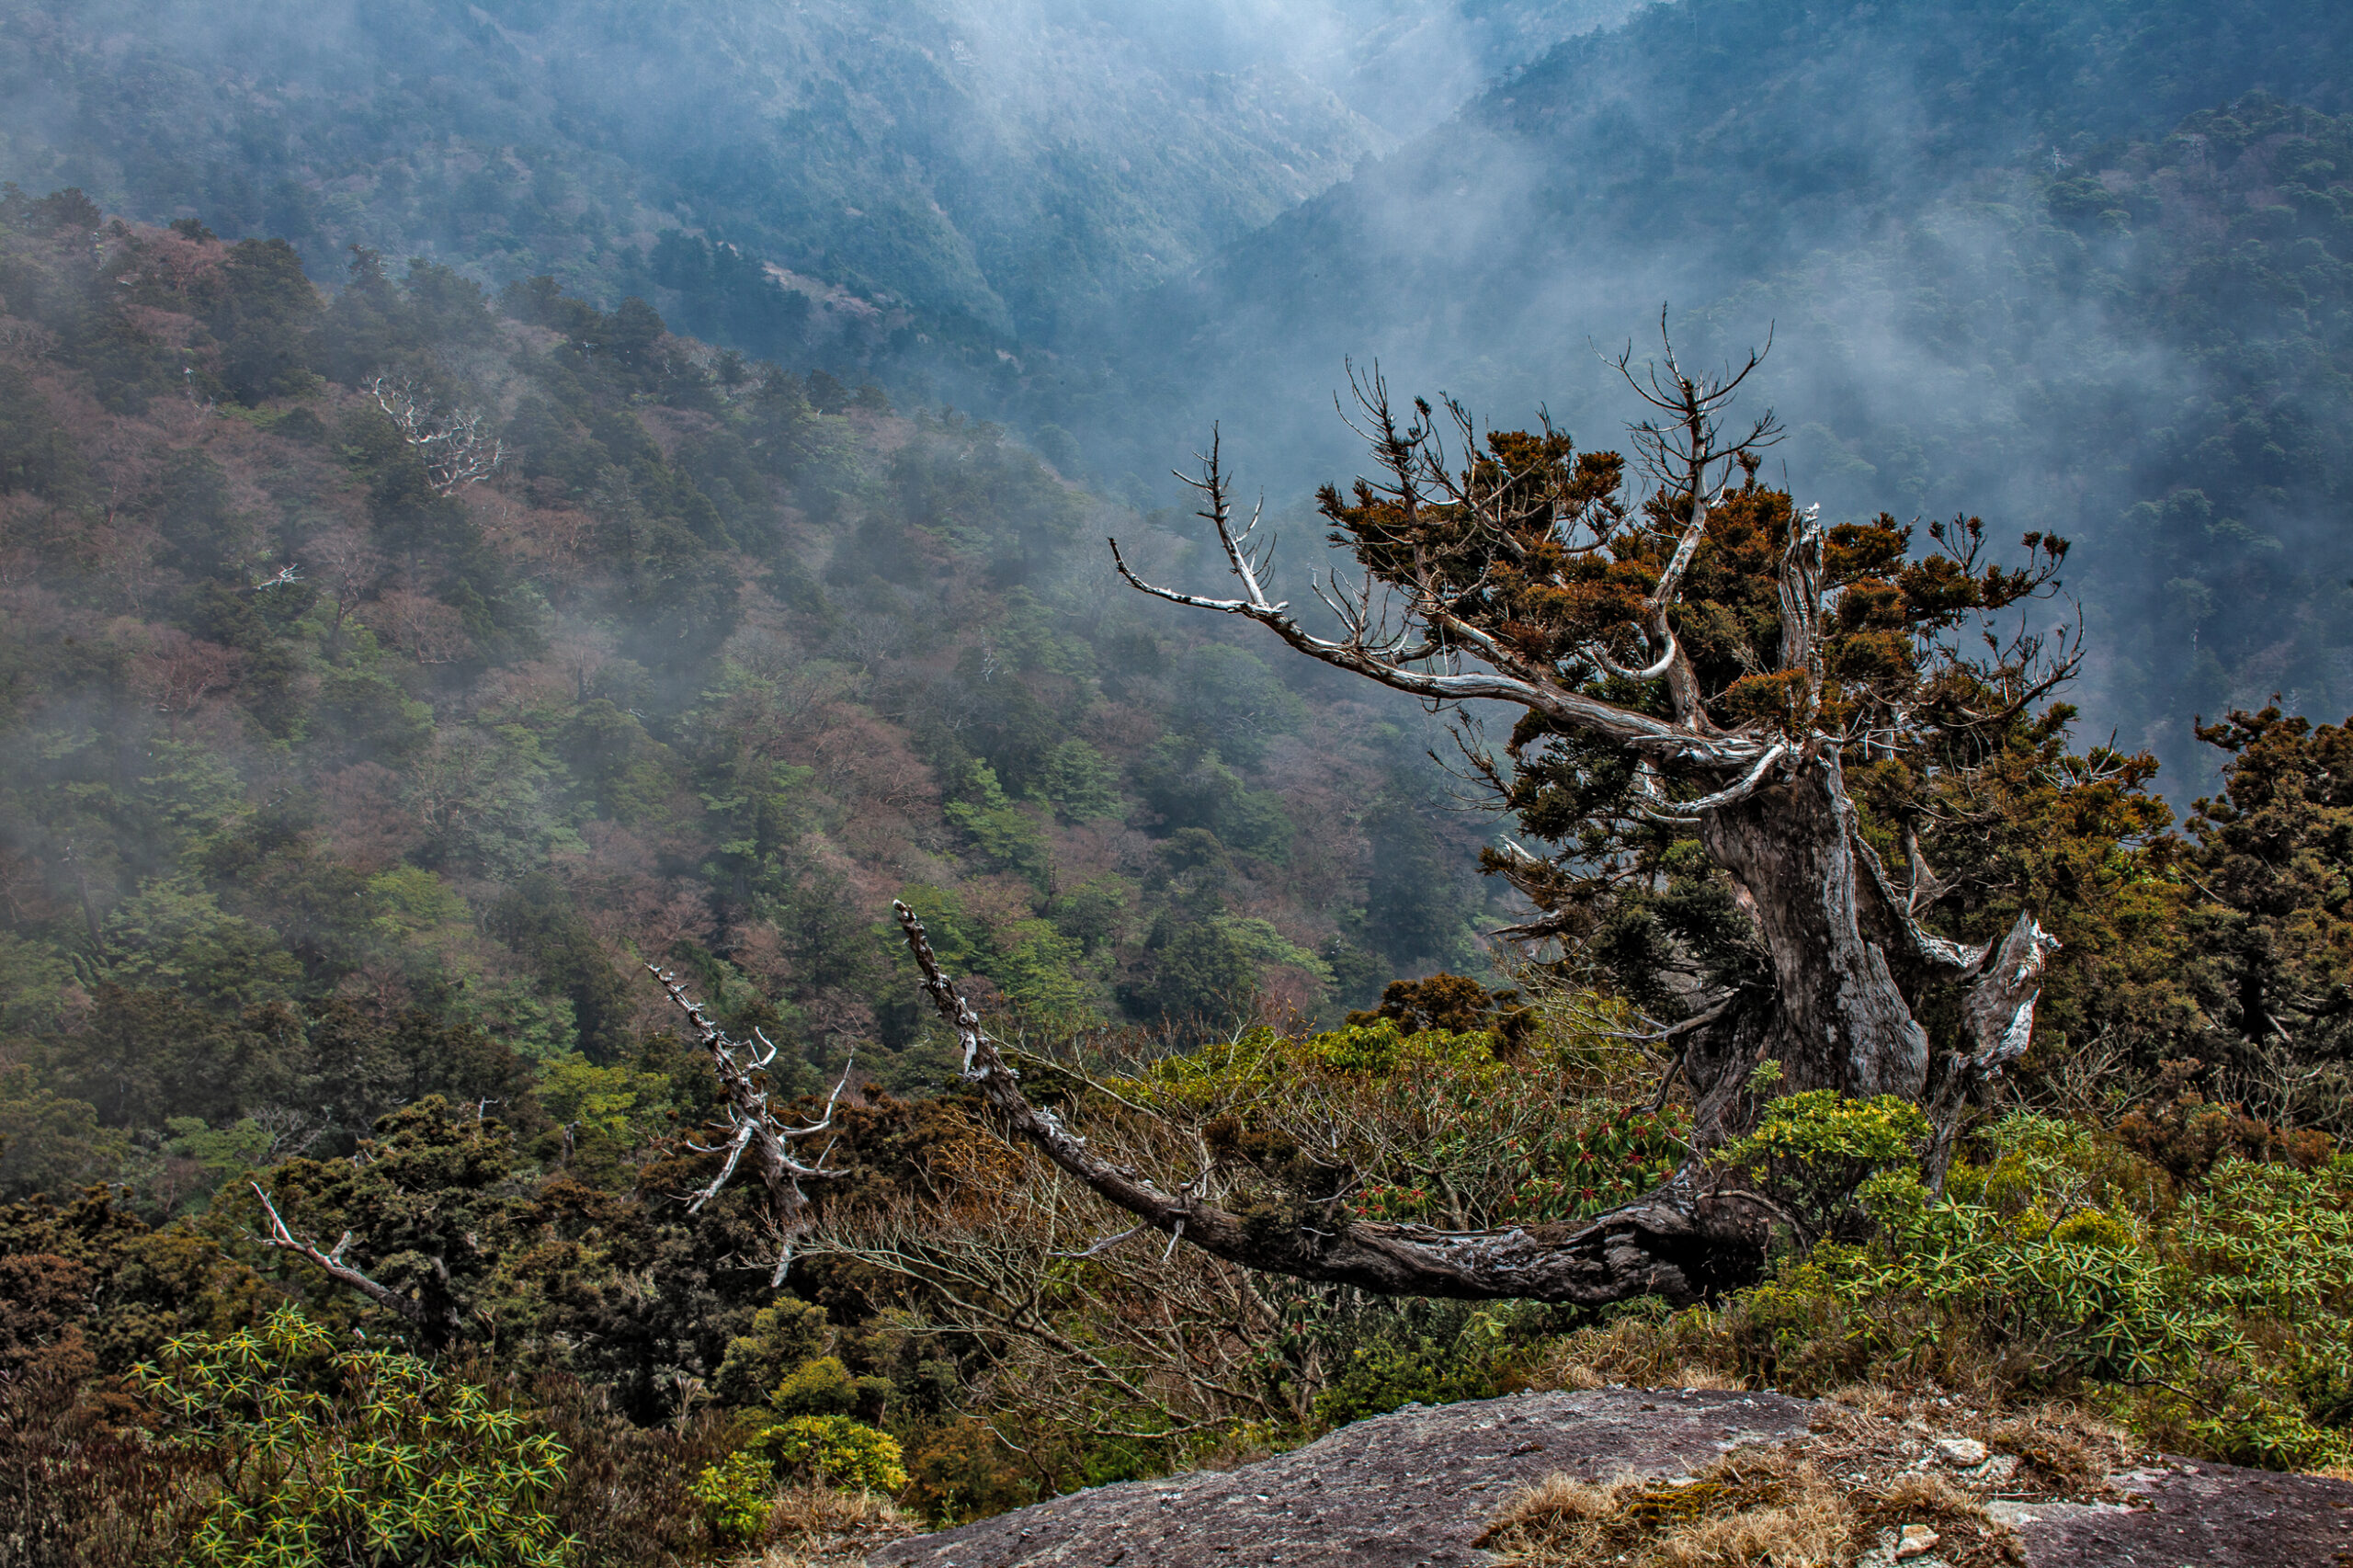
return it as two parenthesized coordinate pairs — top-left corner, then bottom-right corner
(1994, 1460), (2353, 1567)
(869, 1388), (2353, 1568)
(873, 1388), (1814, 1567)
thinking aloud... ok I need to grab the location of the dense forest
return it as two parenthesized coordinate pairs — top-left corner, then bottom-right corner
(0, 183), (1509, 1155)
(2, 0), (2353, 1564)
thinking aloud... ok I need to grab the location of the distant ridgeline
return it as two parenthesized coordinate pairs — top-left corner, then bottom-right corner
(0, 190), (1502, 1210)
(0, 0), (1394, 391)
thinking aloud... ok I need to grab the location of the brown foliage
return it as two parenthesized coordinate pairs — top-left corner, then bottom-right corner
(2112, 1058), (2333, 1181)
(1347, 971), (1536, 1049)
(0, 1367), (203, 1568)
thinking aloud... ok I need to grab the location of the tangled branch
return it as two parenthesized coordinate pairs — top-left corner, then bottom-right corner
(646, 963), (854, 1284)
(368, 377), (506, 494)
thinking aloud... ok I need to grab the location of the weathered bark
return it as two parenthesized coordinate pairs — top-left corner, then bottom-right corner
(1680, 748), (2057, 1171)
(896, 902), (1783, 1307)
(1924, 912), (2061, 1187)
(646, 962), (854, 1284)
(1686, 751), (1932, 1146)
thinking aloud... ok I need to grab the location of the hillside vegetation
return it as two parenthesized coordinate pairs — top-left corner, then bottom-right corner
(13, 0), (2352, 788)
(3, 2), (2353, 1564)
(0, 187), (1506, 1189)
(3, 186), (2352, 1566)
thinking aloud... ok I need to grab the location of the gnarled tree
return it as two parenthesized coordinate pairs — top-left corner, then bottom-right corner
(897, 332), (2105, 1306)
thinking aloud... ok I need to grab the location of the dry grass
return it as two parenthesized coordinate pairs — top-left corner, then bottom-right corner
(1480, 1447), (2008, 1568)
(1518, 1310), (1747, 1396)
(729, 1485), (918, 1568)
(1808, 1388), (2133, 1495)
(1535, 1357), (1745, 1395)
(1479, 1392), (2137, 1567)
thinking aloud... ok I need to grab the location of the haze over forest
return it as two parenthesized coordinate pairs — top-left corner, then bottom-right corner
(12, 0), (2349, 786)
(4, 2), (2353, 1562)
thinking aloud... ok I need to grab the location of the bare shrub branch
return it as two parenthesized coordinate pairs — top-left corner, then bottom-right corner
(368, 377), (506, 494)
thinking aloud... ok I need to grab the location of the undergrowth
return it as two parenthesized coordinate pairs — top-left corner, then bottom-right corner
(1520, 1104), (2353, 1471)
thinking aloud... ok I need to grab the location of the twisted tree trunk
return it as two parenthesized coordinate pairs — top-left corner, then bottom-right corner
(1685, 752), (1932, 1147)
(897, 903), (1783, 1308)
(924, 339), (2070, 1306)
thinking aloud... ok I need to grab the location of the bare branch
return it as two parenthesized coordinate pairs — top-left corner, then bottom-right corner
(368, 377), (506, 494)
(645, 963), (854, 1285)
(249, 1181), (458, 1337)
(1638, 741), (1792, 822)
(892, 900), (1779, 1307)
(1107, 441), (1772, 773)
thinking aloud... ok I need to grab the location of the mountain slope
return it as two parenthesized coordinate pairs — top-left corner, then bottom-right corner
(0, 0), (1391, 349)
(0, 196), (1510, 1209)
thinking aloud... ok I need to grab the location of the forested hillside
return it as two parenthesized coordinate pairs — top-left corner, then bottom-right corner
(0, 189), (1505, 1200)
(0, 187), (1558, 1558)
(0, 0), (1642, 368)
(16, 0), (2350, 789)
(0, 0), (1405, 364)
(5, 3), (2353, 1564)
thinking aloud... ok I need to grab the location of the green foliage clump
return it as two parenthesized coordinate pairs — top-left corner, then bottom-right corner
(749, 1415), (909, 1494)
(1310, 1305), (1512, 1426)
(769, 1355), (858, 1417)
(687, 1450), (772, 1545)
(945, 763), (1053, 890)
(1154, 1011), (1687, 1228)
(1720, 1088), (1932, 1244)
(1036, 738), (1122, 823)
(1555, 1112), (2353, 1471)
(133, 1305), (573, 1567)
(1494, 1105), (1687, 1225)
(711, 1300), (835, 1408)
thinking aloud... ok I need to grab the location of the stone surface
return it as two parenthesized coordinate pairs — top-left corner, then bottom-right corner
(869, 1388), (1813, 1568)
(1933, 1437), (1988, 1467)
(1967, 1453), (2018, 1487)
(1894, 1522), (1941, 1558)
(868, 1393), (2353, 1568)
(2007, 1460), (2353, 1568)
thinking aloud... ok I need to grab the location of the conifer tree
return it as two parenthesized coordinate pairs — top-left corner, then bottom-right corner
(896, 332), (2123, 1304)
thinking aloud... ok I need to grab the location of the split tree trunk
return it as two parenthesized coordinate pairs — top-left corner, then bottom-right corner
(1685, 751), (1933, 1147)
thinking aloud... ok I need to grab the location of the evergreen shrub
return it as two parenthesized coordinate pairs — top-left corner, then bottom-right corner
(133, 1305), (573, 1567)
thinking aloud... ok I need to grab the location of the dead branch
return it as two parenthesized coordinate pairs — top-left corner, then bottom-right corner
(1107, 429), (1771, 776)
(892, 900), (1779, 1307)
(368, 377), (506, 494)
(645, 963), (854, 1285)
(248, 1180), (463, 1340)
